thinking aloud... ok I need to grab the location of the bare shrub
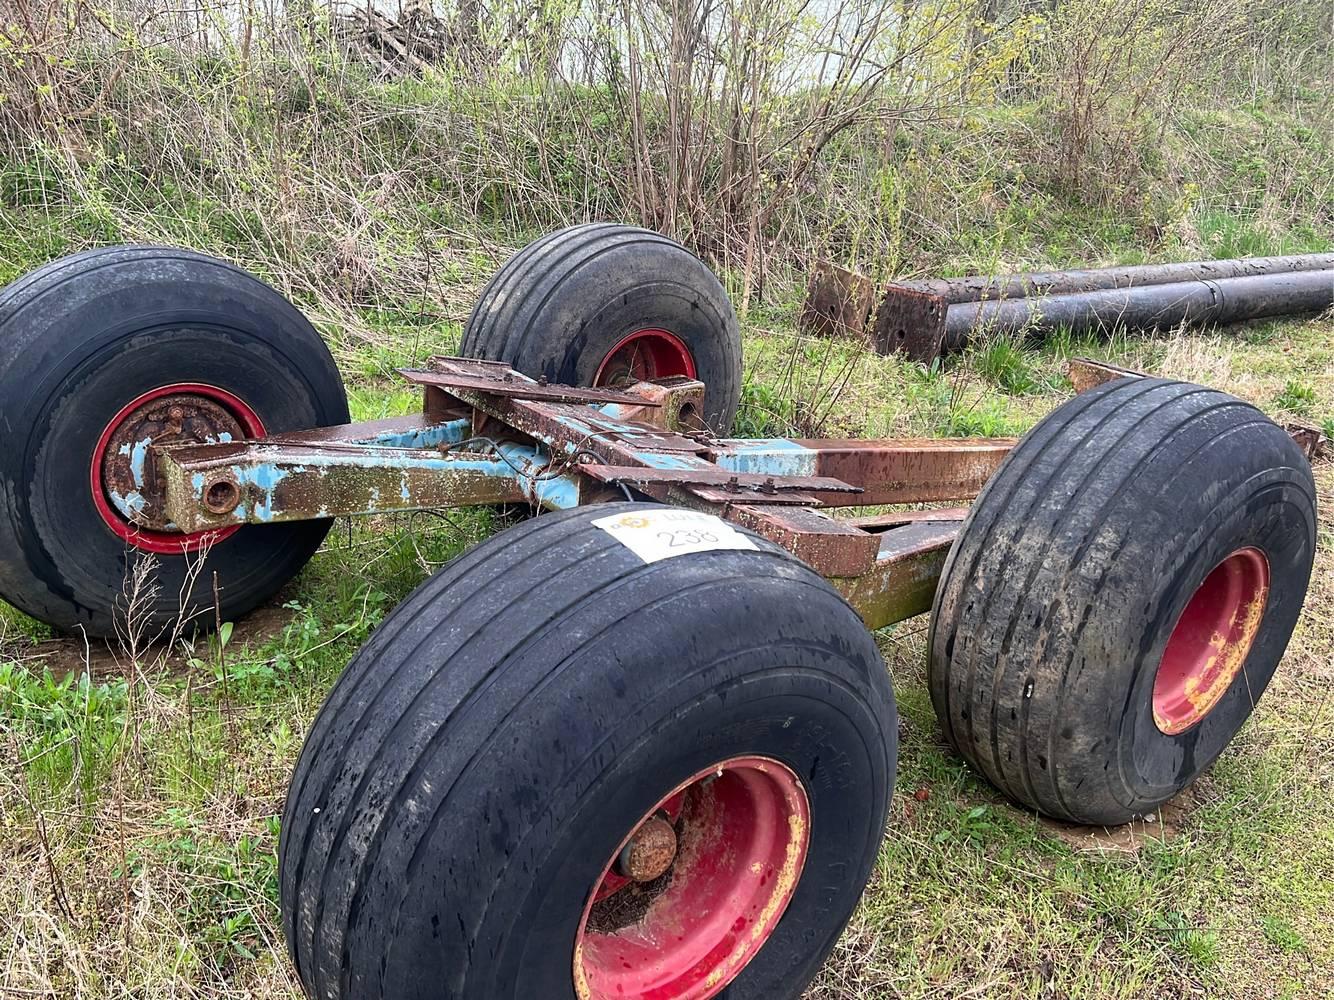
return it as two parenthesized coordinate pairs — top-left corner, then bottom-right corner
(1031, 0), (1261, 202)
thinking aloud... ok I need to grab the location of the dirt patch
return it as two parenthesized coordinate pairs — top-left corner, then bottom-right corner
(18, 604), (295, 682)
(1036, 786), (1197, 855)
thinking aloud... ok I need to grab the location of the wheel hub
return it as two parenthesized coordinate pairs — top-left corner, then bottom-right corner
(1153, 547), (1270, 735)
(575, 756), (810, 1000)
(616, 815), (678, 883)
(101, 394), (247, 531)
(594, 328), (698, 387)
(90, 383), (265, 554)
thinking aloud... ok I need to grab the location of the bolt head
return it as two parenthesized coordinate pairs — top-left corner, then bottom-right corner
(617, 815), (678, 883)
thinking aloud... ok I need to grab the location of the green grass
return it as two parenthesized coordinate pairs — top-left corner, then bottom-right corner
(972, 335), (1054, 396)
(1274, 379), (1318, 417)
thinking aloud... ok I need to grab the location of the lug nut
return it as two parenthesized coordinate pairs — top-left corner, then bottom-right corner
(615, 815), (678, 883)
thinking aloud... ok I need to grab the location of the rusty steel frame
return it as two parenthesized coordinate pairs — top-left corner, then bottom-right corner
(154, 354), (1298, 632)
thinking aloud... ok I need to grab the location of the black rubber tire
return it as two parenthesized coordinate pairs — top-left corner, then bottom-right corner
(928, 377), (1316, 825)
(460, 223), (743, 433)
(279, 503), (896, 1000)
(0, 246), (349, 637)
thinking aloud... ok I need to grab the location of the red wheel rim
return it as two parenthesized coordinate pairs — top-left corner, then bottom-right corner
(593, 328), (697, 387)
(89, 383), (265, 555)
(574, 756), (810, 1000)
(1153, 547), (1270, 735)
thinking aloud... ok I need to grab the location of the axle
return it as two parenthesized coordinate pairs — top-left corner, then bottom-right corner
(149, 357), (1012, 631)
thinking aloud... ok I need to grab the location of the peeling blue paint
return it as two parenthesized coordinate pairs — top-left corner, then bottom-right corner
(190, 437), (583, 525)
(357, 418), (471, 450)
(493, 442), (580, 509)
(109, 490), (147, 518)
(129, 439), (151, 489)
(713, 439), (819, 477)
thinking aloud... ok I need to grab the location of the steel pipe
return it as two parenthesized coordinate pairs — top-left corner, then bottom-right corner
(894, 253), (1334, 303)
(942, 268), (1334, 351)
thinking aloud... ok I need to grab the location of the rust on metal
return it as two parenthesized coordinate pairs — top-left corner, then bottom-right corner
(799, 261), (876, 341)
(157, 440), (549, 532)
(847, 507), (971, 530)
(1066, 357), (1149, 393)
(596, 376), (709, 434)
(870, 284), (948, 362)
(578, 465), (860, 495)
(143, 356), (986, 629)
(101, 393), (247, 531)
(725, 506), (881, 578)
(789, 438), (1013, 506)
(454, 391), (710, 461)
(680, 486), (827, 507)
(402, 359), (661, 406)
(1286, 423), (1329, 461)
(617, 815), (679, 883)
(705, 438), (1013, 507)
(201, 475), (242, 515)
(833, 518), (965, 630)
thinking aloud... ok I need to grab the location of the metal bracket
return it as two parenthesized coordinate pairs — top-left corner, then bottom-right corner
(401, 359), (661, 406)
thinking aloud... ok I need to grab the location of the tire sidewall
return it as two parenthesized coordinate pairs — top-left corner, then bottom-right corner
(495, 672), (892, 999)
(1117, 475), (1311, 806)
(926, 379), (1317, 824)
(537, 273), (735, 389)
(463, 225), (743, 433)
(286, 510), (897, 1000)
(0, 251), (348, 632)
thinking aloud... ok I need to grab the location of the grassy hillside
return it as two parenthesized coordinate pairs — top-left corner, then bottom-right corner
(1, 2), (1332, 998)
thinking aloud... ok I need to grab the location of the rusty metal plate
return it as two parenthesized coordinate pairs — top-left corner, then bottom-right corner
(466, 396), (709, 456)
(401, 367), (659, 406)
(871, 284), (949, 362)
(848, 507), (970, 531)
(790, 438), (1014, 506)
(1066, 357), (1149, 393)
(1285, 423), (1329, 461)
(686, 487), (826, 506)
(800, 261), (876, 341)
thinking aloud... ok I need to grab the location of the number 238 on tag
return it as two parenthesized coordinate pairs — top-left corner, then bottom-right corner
(592, 508), (757, 564)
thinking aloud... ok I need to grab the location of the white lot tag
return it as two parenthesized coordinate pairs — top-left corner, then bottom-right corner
(593, 508), (757, 564)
